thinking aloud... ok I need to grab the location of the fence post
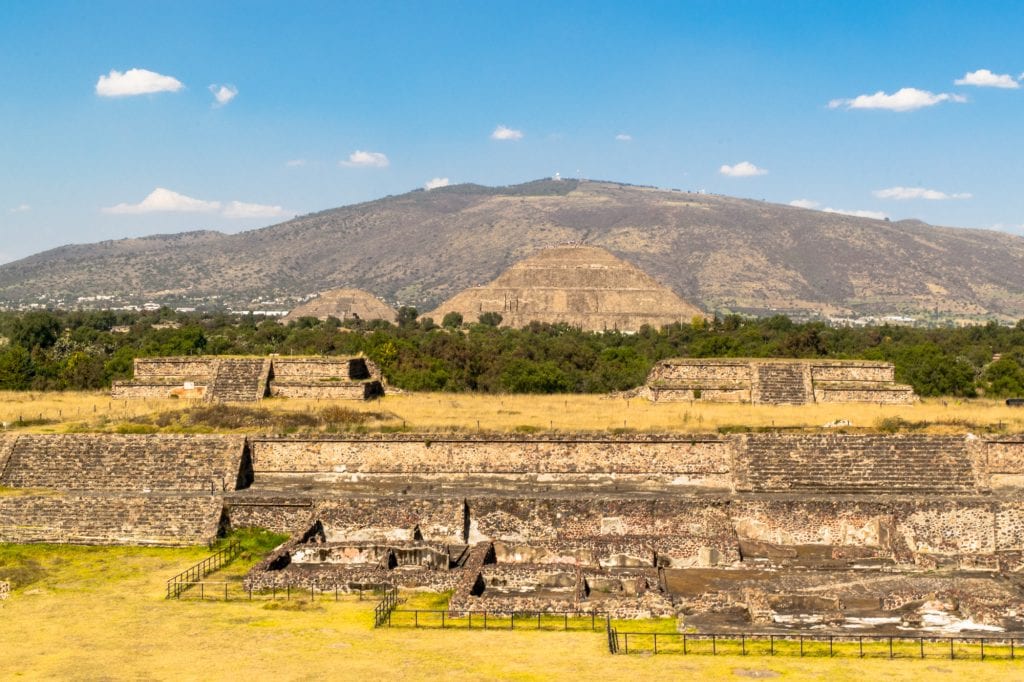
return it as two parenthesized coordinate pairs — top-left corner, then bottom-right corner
(484, 611), (487, 630)
(829, 635), (833, 658)
(224, 583), (228, 601)
(1012, 638), (1015, 660)
(683, 634), (687, 655)
(920, 638), (924, 659)
(537, 613), (541, 630)
(712, 634), (716, 655)
(442, 611), (445, 629)
(742, 634), (746, 656)
(950, 638), (954, 660)
(799, 635), (803, 657)
(859, 637), (863, 658)
(654, 633), (658, 655)
(564, 613), (567, 631)
(981, 638), (984, 661)
(625, 633), (628, 655)
(889, 637), (893, 659)
(769, 635), (773, 656)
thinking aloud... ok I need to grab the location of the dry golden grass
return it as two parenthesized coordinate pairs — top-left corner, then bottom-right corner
(0, 390), (1022, 435)
(1, 544), (1020, 680)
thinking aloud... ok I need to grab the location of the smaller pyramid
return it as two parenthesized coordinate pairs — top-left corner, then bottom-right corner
(425, 245), (705, 332)
(284, 288), (397, 324)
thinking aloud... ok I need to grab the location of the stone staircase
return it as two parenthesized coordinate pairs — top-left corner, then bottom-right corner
(0, 434), (245, 493)
(740, 434), (980, 494)
(755, 363), (809, 404)
(206, 359), (269, 403)
(0, 494), (223, 546)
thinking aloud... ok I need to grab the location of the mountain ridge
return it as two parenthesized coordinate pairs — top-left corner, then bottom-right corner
(2, 179), (1023, 322)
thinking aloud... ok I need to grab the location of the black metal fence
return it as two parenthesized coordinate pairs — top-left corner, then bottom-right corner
(165, 539), (241, 599)
(374, 586), (399, 627)
(167, 580), (380, 602)
(608, 630), (1024, 660)
(382, 608), (606, 631)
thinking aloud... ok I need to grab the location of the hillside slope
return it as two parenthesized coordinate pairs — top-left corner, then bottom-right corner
(2, 179), (1022, 320)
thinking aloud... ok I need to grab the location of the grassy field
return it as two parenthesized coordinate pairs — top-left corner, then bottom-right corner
(1, 544), (1022, 680)
(1, 390), (1022, 435)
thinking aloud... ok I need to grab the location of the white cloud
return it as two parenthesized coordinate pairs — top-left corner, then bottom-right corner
(823, 207), (888, 220)
(222, 201), (288, 219)
(341, 150), (390, 168)
(955, 69), (1019, 89)
(209, 84), (238, 106)
(789, 199), (820, 209)
(424, 177), (450, 190)
(491, 125), (524, 141)
(285, 159), (306, 167)
(828, 87), (966, 112)
(95, 68), (184, 97)
(103, 188), (289, 219)
(103, 188), (220, 214)
(615, 133), (633, 142)
(719, 161), (767, 177)
(8, 203), (31, 213)
(873, 186), (972, 201)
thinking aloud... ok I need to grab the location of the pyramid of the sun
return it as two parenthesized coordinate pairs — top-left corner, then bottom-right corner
(283, 288), (397, 323)
(426, 245), (705, 332)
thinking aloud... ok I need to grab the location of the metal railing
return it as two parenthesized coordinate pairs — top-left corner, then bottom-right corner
(165, 539), (241, 599)
(374, 586), (399, 627)
(382, 608), (606, 631)
(607, 630), (1024, 660)
(167, 581), (376, 602)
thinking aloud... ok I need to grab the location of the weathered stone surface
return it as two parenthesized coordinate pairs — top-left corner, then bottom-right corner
(647, 358), (917, 404)
(282, 288), (398, 324)
(425, 245), (705, 332)
(112, 355), (383, 402)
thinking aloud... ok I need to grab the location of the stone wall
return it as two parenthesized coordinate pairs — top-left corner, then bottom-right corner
(0, 494), (223, 546)
(0, 434), (246, 493)
(113, 355), (383, 402)
(250, 436), (731, 475)
(735, 434), (980, 494)
(647, 358), (916, 405)
(132, 358), (219, 378)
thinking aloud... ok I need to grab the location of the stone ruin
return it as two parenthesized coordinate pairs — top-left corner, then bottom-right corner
(645, 358), (916, 404)
(110, 355), (384, 402)
(282, 288), (398, 324)
(5, 431), (1024, 633)
(425, 245), (706, 332)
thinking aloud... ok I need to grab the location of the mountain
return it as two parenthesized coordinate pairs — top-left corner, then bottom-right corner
(425, 245), (705, 332)
(2, 179), (1023, 322)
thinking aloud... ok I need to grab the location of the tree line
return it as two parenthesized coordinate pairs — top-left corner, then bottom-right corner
(1, 308), (1023, 398)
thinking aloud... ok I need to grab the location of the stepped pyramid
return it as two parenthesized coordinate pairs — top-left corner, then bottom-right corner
(283, 288), (397, 323)
(425, 245), (705, 332)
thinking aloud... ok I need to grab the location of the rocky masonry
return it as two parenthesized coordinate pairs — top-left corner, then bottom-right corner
(111, 355), (384, 402)
(425, 245), (706, 332)
(646, 358), (916, 404)
(0, 434), (245, 546)
(5, 431), (1024, 630)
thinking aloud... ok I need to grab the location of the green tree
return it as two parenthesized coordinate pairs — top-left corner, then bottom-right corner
(10, 311), (61, 350)
(981, 357), (1024, 397)
(478, 311), (503, 327)
(0, 345), (34, 389)
(442, 311), (464, 328)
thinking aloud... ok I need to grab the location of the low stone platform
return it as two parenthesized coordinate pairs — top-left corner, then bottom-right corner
(111, 355), (384, 402)
(645, 358), (917, 404)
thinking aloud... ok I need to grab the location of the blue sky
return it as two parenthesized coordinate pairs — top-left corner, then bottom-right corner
(2, 1), (1024, 262)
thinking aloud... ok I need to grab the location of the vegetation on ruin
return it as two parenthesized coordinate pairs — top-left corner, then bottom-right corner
(1, 391), (1022, 437)
(0, 543), (1019, 680)
(2, 309), (1024, 400)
